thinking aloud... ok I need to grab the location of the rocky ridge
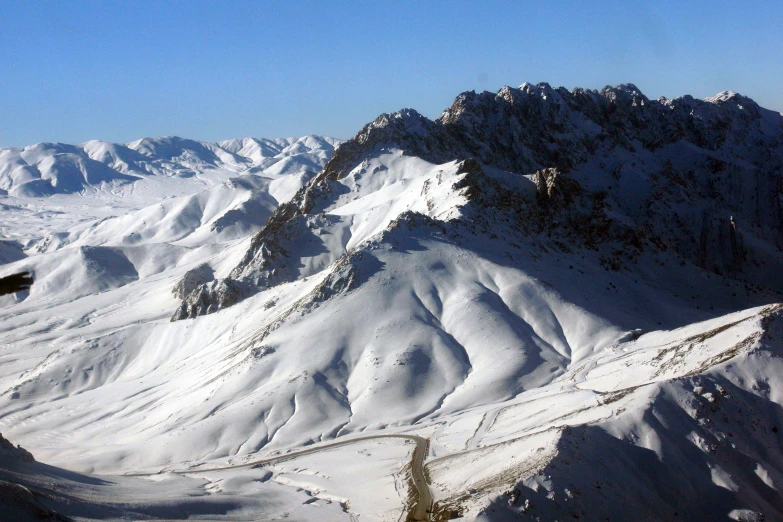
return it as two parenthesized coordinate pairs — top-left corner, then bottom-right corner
(174, 83), (783, 320)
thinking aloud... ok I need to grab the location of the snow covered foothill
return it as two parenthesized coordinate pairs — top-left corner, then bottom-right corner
(1, 84), (783, 520)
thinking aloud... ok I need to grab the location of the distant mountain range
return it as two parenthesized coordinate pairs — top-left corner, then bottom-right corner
(0, 135), (341, 197)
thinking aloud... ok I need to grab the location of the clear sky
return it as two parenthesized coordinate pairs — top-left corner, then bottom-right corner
(1, 0), (781, 147)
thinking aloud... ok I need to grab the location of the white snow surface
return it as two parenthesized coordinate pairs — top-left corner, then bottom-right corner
(2, 86), (783, 521)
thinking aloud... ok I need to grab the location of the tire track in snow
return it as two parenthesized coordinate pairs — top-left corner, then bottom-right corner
(465, 407), (501, 450)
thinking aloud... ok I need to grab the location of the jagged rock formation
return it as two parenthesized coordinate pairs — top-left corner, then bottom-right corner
(174, 83), (783, 319)
(171, 263), (214, 300)
(171, 278), (249, 321)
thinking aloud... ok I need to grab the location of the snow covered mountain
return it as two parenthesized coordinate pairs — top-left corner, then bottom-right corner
(0, 135), (339, 198)
(2, 84), (783, 521)
(180, 83), (783, 320)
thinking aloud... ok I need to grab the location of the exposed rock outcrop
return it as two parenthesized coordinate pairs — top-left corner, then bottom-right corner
(171, 263), (214, 300)
(0, 433), (35, 463)
(171, 278), (250, 321)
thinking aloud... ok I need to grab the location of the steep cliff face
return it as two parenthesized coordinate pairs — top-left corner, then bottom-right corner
(174, 83), (783, 319)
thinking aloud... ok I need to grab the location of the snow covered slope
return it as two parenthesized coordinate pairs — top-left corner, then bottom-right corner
(2, 84), (783, 521)
(0, 135), (340, 251)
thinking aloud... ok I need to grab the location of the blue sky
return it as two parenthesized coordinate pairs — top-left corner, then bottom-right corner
(1, 1), (781, 147)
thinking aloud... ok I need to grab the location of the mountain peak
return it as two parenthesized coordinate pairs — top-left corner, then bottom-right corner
(364, 108), (429, 137)
(599, 83), (649, 105)
(704, 89), (759, 109)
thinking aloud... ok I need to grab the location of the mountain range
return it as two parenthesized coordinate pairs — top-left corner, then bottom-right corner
(1, 83), (783, 521)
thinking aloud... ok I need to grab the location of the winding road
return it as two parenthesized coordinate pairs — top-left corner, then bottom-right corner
(128, 434), (433, 521)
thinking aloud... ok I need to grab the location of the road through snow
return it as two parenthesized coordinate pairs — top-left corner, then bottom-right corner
(128, 434), (433, 521)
